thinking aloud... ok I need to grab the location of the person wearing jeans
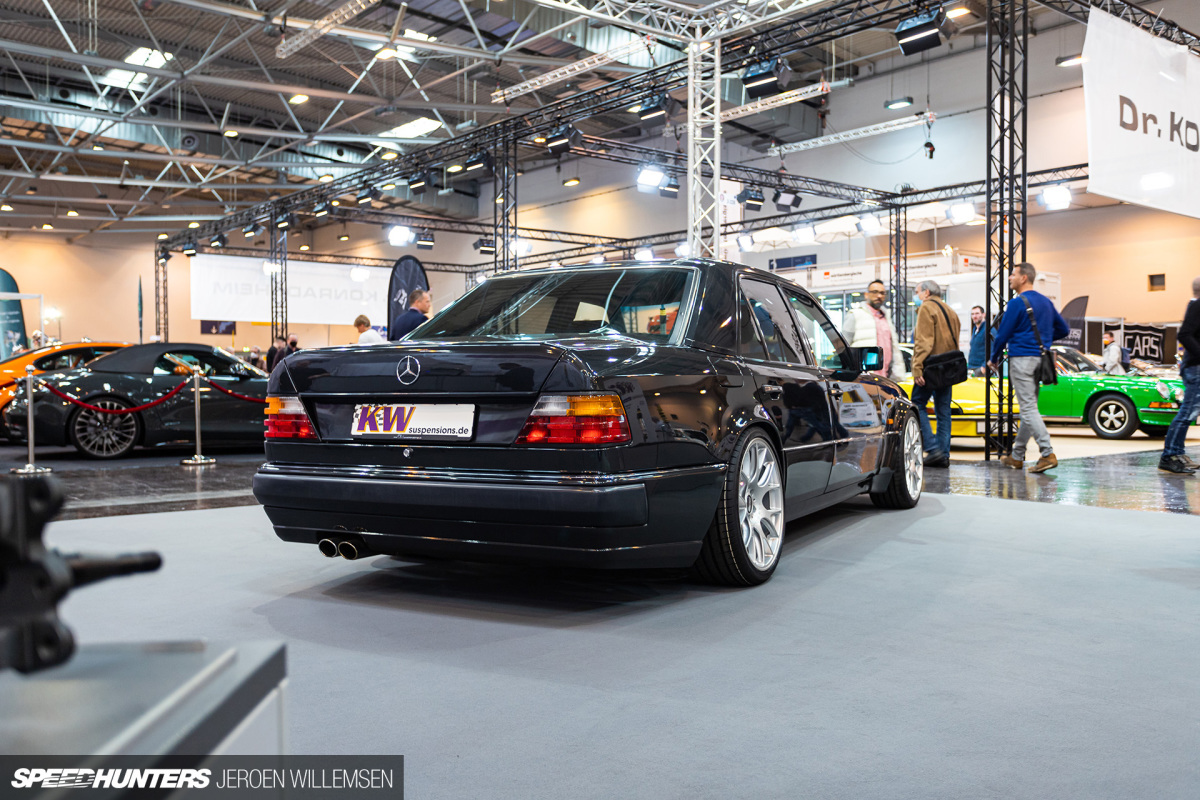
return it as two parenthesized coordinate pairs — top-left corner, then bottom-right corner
(1159, 277), (1200, 474)
(987, 262), (1070, 474)
(910, 280), (960, 468)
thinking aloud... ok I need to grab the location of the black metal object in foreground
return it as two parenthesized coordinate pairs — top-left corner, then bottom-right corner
(0, 475), (161, 673)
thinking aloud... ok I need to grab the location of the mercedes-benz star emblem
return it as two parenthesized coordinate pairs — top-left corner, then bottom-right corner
(396, 356), (421, 385)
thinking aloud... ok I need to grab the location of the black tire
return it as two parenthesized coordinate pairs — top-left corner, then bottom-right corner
(1138, 423), (1169, 438)
(870, 410), (923, 509)
(1088, 394), (1138, 439)
(68, 397), (142, 459)
(692, 429), (785, 587)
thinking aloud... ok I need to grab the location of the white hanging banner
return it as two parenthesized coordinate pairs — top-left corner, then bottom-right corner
(189, 254), (388, 325)
(1083, 9), (1200, 219)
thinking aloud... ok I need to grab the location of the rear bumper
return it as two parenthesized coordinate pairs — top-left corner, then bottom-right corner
(252, 462), (725, 569)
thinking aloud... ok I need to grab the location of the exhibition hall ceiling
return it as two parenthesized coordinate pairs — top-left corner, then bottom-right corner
(0, 0), (1060, 235)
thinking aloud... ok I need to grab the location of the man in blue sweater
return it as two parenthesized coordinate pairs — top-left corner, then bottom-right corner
(986, 262), (1070, 473)
(1158, 276), (1200, 474)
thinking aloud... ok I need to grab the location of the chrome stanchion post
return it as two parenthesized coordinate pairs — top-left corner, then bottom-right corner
(181, 367), (216, 466)
(12, 365), (51, 475)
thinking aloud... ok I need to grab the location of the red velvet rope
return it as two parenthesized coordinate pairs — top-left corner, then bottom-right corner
(40, 378), (192, 414)
(200, 376), (268, 404)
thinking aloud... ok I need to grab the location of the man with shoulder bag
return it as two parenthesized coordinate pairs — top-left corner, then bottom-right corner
(911, 280), (964, 468)
(987, 262), (1070, 473)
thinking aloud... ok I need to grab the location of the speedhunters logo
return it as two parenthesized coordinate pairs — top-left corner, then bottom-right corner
(11, 768), (210, 789)
(5, 757), (404, 797)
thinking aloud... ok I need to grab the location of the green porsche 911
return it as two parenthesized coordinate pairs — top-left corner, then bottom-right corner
(898, 345), (1191, 440)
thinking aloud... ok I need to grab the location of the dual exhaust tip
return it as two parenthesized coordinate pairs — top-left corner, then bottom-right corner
(318, 538), (371, 560)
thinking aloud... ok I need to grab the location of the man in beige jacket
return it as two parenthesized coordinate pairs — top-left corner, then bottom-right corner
(911, 280), (961, 468)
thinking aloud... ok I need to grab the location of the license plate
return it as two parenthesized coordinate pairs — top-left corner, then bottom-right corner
(351, 404), (474, 440)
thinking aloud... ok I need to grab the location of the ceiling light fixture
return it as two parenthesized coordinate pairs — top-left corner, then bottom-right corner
(318, 174), (334, 183)
(408, 170), (430, 194)
(289, 93), (309, 104)
(464, 152), (492, 174)
(1055, 54), (1086, 67)
(659, 176), (680, 199)
(182, 241), (198, 255)
(188, 221), (200, 228)
(211, 233), (228, 248)
(66, 209), (78, 217)
(156, 232), (168, 240)
(357, 186), (382, 205)
(381, 151), (398, 160)
(223, 129), (238, 137)
(943, 0), (984, 23)
(473, 237), (496, 255)
(388, 225), (415, 246)
(562, 176), (581, 187)
(885, 96), (914, 110)
(416, 230), (434, 250)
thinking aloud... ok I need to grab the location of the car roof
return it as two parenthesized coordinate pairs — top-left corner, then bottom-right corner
(86, 342), (224, 374)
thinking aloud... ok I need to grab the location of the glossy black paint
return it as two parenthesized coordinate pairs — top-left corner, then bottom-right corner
(5, 343), (268, 452)
(253, 259), (916, 569)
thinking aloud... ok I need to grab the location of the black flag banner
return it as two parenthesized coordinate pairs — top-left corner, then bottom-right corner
(1055, 296), (1088, 347)
(387, 256), (429, 341)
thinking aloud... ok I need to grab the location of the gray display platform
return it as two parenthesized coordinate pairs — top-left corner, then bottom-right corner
(0, 640), (286, 757)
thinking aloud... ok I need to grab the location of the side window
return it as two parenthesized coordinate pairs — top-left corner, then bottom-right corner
(737, 290), (768, 361)
(741, 278), (806, 365)
(33, 353), (76, 371)
(782, 288), (846, 370)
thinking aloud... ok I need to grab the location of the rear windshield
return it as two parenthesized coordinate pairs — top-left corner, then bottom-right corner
(414, 267), (694, 343)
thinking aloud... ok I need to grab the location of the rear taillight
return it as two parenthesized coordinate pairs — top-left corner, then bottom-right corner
(265, 395), (316, 439)
(515, 394), (630, 445)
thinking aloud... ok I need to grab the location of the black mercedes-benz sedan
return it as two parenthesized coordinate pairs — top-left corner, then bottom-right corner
(252, 259), (922, 586)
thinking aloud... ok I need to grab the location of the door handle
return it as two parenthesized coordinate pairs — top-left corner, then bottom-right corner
(760, 384), (784, 398)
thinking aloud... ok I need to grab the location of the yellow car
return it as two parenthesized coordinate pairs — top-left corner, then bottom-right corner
(897, 345), (1193, 439)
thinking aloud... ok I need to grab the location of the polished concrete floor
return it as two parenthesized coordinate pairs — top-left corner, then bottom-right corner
(5, 435), (1196, 521)
(48, 495), (1200, 799)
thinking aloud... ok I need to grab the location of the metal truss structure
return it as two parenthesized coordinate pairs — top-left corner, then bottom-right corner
(337, 209), (624, 246)
(1033, 0), (1200, 53)
(495, 135), (520, 272)
(268, 227), (289, 344)
(687, 39), (723, 258)
(491, 35), (657, 104)
(577, 136), (888, 204)
(770, 111), (936, 156)
(191, 246), (479, 273)
(888, 205), (908, 341)
(720, 80), (831, 123)
(508, 163), (1089, 269)
(983, 0), (1028, 460)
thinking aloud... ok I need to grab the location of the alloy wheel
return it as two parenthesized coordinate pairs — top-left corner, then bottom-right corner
(903, 414), (924, 497)
(737, 438), (785, 571)
(73, 400), (138, 457)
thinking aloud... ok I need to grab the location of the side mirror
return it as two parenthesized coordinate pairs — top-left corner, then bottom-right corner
(833, 346), (884, 380)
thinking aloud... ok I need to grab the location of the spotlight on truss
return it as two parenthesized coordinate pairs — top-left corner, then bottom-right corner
(772, 189), (802, 213)
(638, 94), (680, 122)
(659, 176), (680, 199)
(473, 238), (496, 255)
(736, 187), (764, 212)
(491, 35), (655, 104)
(895, 8), (957, 56)
(545, 124), (581, 156)
(636, 163), (667, 193)
(741, 58), (793, 99)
